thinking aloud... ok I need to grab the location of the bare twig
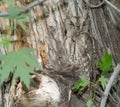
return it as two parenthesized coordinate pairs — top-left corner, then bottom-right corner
(0, 0), (46, 17)
(85, 0), (120, 14)
(83, 0), (105, 9)
(105, 0), (120, 14)
(100, 64), (120, 107)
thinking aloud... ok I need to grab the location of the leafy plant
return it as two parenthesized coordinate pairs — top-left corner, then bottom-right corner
(2, 0), (29, 32)
(73, 74), (90, 94)
(85, 99), (94, 107)
(0, 0), (8, 3)
(0, 35), (11, 49)
(0, 0), (36, 89)
(73, 51), (113, 106)
(98, 52), (113, 74)
(98, 75), (108, 89)
(0, 48), (42, 88)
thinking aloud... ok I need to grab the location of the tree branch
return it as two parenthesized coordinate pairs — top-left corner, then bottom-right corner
(100, 64), (120, 107)
(105, 0), (120, 14)
(83, 0), (105, 9)
(85, 0), (120, 14)
(0, 0), (46, 17)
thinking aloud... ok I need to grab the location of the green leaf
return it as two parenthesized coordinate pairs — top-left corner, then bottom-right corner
(0, 48), (42, 89)
(17, 13), (29, 32)
(2, 0), (30, 32)
(98, 52), (113, 74)
(6, 0), (20, 19)
(85, 99), (94, 107)
(0, 36), (11, 49)
(73, 74), (90, 94)
(0, 0), (8, 3)
(8, 7), (20, 19)
(98, 75), (108, 89)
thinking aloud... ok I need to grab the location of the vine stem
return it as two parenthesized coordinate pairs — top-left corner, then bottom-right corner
(100, 64), (120, 107)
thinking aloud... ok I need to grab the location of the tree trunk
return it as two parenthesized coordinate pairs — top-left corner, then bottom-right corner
(0, 0), (120, 107)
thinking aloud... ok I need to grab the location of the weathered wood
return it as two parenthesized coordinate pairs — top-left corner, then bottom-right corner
(0, 0), (120, 107)
(89, 0), (120, 62)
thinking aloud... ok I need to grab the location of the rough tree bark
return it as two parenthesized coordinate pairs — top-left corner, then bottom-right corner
(0, 0), (120, 107)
